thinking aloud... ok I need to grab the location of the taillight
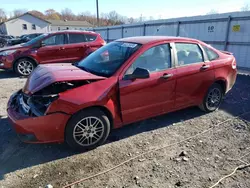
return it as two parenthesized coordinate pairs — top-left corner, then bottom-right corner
(232, 58), (237, 69)
(101, 40), (106, 46)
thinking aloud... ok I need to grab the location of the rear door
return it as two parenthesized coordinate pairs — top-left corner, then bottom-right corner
(63, 33), (89, 62)
(119, 43), (177, 124)
(174, 42), (215, 109)
(36, 33), (68, 64)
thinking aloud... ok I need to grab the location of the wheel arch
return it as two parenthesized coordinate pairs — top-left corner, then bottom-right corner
(12, 56), (38, 71)
(65, 105), (114, 132)
(214, 79), (227, 94)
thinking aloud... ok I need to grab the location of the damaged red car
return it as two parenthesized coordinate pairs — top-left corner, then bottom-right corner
(7, 36), (237, 150)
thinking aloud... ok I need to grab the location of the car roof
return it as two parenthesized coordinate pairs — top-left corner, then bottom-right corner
(116, 36), (200, 45)
(48, 30), (97, 35)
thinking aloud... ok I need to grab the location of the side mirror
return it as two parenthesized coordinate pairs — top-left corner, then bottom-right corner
(124, 67), (150, 80)
(40, 41), (46, 47)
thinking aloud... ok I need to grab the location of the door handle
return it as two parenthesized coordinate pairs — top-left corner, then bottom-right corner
(59, 47), (65, 50)
(200, 64), (210, 70)
(160, 73), (173, 79)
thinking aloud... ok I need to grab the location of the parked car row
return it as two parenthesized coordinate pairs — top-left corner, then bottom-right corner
(0, 30), (105, 76)
(6, 33), (43, 46)
(6, 35), (237, 150)
(0, 34), (15, 48)
(0, 33), (45, 48)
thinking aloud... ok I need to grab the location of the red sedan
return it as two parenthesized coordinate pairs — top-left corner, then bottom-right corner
(7, 36), (237, 150)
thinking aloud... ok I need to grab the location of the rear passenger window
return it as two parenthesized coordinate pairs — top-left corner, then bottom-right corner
(69, 34), (86, 44)
(175, 43), (203, 66)
(203, 46), (219, 61)
(85, 34), (97, 42)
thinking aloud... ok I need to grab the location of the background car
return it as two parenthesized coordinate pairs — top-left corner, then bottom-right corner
(0, 35), (15, 48)
(0, 30), (105, 76)
(7, 33), (43, 46)
(7, 36), (237, 150)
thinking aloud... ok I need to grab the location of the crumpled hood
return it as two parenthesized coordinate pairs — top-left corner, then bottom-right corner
(0, 44), (24, 52)
(23, 64), (106, 94)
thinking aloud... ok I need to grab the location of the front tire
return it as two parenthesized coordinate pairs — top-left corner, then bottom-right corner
(65, 108), (111, 150)
(199, 83), (224, 112)
(14, 58), (35, 76)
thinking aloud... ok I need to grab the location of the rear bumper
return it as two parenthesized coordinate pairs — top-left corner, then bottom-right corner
(226, 69), (237, 93)
(7, 92), (71, 143)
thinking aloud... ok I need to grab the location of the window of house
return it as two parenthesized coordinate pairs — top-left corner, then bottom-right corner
(203, 46), (219, 61)
(43, 34), (65, 46)
(85, 34), (97, 42)
(175, 43), (203, 66)
(32, 24), (36, 30)
(66, 27), (69, 30)
(69, 33), (86, 44)
(58, 27), (60, 31)
(125, 44), (171, 75)
(22, 24), (27, 30)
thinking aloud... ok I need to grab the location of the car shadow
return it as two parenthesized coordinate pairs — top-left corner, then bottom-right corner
(0, 74), (250, 180)
(0, 70), (19, 79)
(0, 107), (205, 180)
(220, 74), (250, 122)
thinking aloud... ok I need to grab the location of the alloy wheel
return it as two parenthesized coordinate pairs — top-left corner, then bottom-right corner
(17, 60), (34, 76)
(73, 116), (105, 146)
(206, 88), (222, 111)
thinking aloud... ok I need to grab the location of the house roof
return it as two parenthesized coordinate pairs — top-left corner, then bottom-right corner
(47, 19), (92, 27)
(0, 12), (51, 26)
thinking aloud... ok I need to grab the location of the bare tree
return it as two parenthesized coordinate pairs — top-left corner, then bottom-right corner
(206, 9), (218, 15)
(0, 8), (7, 22)
(149, 16), (154, 21)
(13, 9), (27, 17)
(29, 10), (45, 19)
(241, 4), (249, 11)
(104, 11), (126, 25)
(45, 9), (60, 20)
(127, 17), (135, 24)
(61, 8), (75, 21)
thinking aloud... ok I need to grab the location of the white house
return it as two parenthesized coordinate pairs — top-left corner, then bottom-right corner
(0, 13), (51, 36)
(0, 13), (93, 36)
(48, 20), (93, 31)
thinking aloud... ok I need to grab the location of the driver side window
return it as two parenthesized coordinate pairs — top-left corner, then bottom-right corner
(43, 34), (65, 46)
(125, 44), (171, 75)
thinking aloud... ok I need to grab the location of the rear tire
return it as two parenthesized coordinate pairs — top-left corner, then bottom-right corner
(14, 58), (36, 76)
(65, 108), (111, 151)
(199, 83), (224, 112)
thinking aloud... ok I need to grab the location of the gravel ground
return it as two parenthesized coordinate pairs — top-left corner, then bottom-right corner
(0, 69), (250, 188)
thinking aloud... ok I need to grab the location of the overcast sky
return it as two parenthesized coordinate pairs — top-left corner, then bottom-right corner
(0, 0), (250, 18)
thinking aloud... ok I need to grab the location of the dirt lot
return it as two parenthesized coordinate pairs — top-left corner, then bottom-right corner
(0, 69), (250, 188)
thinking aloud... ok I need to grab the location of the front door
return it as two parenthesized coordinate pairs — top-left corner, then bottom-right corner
(37, 33), (68, 64)
(119, 43), (177, 124)
(174, 42), (215, 109)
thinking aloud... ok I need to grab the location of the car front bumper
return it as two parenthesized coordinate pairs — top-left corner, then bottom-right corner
(0, 55), (14, 70)
(7, 92), (71, 143)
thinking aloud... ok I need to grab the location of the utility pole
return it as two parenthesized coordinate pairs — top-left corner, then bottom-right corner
(96, 0), (100, 26)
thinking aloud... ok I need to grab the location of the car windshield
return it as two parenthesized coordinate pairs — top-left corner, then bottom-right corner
(22, 33), (49, 46)
(76, 41), (141, 77)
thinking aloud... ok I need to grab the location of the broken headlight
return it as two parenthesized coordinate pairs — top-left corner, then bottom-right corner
(28, 94), (59, 116)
